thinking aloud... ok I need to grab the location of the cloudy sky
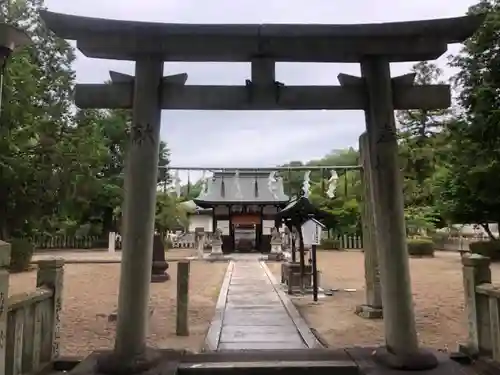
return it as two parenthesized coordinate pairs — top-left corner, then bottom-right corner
(45, 0), (477, 176)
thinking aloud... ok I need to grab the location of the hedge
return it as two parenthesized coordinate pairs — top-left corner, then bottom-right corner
(430, 232), (449, 247)
(10, 238), (35, 272)
(407, 238), (434, 257)
(469, 240), (500, 261)
(318, 238), (341, 250)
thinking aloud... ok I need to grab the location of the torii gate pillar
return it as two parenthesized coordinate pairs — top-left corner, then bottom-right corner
(361, 57), (437, 369)
(356, 131), (383, 319)
(98, 57), (164, 372)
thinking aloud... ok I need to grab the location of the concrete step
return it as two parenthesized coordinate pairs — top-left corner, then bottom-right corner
(178, 360), (359, 375)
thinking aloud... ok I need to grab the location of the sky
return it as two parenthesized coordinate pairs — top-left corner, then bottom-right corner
(45, 0), (477, 179)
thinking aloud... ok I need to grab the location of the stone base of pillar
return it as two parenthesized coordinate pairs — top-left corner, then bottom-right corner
(270, 242), (282, 254)
(151, 273), (170, 283)
(450, 346), (474, 365)
(96, 347), (163, 375)
(373, 346), (438, 371)
(210, 240), (223, 256)
(151, 261), (169, 283)
(457, 343), (479, 359)
(197, 244), (204, 258)
(268, 252), (284, 261)
(355, 304), (383, 319)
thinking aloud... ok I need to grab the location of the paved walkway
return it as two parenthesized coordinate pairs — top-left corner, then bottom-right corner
(217, 259), (308, 350)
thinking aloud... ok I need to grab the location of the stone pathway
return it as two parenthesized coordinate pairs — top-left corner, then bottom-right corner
(217, 258), (308, 350)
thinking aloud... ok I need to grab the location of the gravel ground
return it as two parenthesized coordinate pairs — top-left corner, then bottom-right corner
(267, 251), (500, 351)
(8, 260), (228, 357)
(32, 248), (199, 263)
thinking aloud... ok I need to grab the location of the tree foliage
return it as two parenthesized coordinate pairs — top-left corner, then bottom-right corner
(3, 0), (500, 244)
(434, 0), (500, 238)
(0, 0), (181, 240)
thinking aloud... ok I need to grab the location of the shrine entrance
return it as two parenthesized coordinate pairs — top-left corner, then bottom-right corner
(40, 9), (483, 374)
(167, 165), (355, 254)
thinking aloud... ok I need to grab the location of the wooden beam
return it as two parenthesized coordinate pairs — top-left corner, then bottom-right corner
(166, 165), (363, 171)
(337, 73), (363, 86)
(109, 71), (189, 85)
(337, 72), (417, 87)
(40, 11), (484, 62)
(109, 71), (133, 83)
(251, 58), (275, 85)
(74, 84), (450, 110)
(392, 73), (416, 86)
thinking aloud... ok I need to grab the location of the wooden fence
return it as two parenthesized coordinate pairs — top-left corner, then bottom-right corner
(1, 241), (64, 375)
(334, 235), (363, 249)
(21, 233), (363, 251)
(29, 236), (102, 250)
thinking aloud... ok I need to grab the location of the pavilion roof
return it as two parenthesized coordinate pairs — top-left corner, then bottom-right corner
(40, 11), (483, 62)
(276, 195), (332, 224)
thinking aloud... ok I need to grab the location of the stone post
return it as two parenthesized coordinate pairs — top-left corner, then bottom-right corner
(196, 232), (205, 259)
(210, 240), (223, 256)
(108, 232), (116, 254)
(269, 228), (283, 260)
(210, 229), (223, 258)
(361, 57), (437, 370)
(36, 258), (64, 360)
(460, 254), (492, 356)
(99, 56), (164, 372)
(176, 260), (190, 336)
(151, 234), (169, 283)
(0, 241), (11, 375)
(355, 132), (382, 319)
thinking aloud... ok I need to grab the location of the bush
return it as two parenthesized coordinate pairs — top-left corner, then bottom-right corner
(431, 232), (449, 247)
(319, 238), (341, 250)
(91, 238), (109, 249)
(469, 240), (500, 261)
(10, 239), (35, 272)
(407, 238), (434, 257)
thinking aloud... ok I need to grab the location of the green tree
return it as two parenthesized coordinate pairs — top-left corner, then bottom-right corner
(0, 0), (76, 238)
(281, 148), (359, 197)
(281, 149), (362, 235)
(75, 109), (172, 235)
(397, 61), (451, 209)
(435, 0), (500, 238)
(155, 192), (189, 235)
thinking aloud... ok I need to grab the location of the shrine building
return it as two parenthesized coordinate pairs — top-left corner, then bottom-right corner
(193, 171), (289, 253)
(180, 200), (213, 233)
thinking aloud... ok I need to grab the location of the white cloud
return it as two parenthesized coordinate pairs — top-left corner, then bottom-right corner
(45, 0), (477, 169)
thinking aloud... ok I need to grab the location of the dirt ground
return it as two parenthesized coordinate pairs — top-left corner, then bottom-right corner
(8, 259), (228, 357)
(32, 248), (199, 262)
(267, 250), (500, 351)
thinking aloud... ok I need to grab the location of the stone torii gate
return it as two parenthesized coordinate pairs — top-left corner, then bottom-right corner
(40, 10), (482, 373)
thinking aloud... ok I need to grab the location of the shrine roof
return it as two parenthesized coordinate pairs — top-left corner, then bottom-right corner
(193, 171), (289, 207)
(40, 11), (483, 62)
